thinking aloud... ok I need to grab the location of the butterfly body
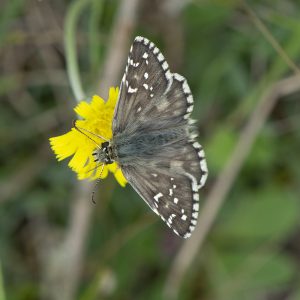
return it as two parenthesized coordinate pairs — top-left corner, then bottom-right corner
(92, 141), (115, 165)
(112, 125), (188, 162)
(97, 36), (208, 238)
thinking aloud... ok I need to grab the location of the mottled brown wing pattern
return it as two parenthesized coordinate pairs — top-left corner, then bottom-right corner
(112, 37), (195, 134)
(121, 140), (207, 238)
(111, 36), (208, 238)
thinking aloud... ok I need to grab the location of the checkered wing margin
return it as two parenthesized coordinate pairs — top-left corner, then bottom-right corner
(121, 140), (207, 238)
(113, 36), (194, 134)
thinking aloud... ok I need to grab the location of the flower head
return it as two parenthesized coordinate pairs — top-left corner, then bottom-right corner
(49, 87), (127, 187)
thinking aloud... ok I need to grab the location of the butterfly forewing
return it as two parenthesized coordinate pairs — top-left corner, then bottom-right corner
(113, 36), (172, 133)
(112, 36), (208, 238)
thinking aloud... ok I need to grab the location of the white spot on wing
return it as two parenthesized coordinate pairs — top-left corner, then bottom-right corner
(162, 61), (168, 70)
(191, 220), (197, 225)
(182, 80), (191, 94)
(193, 203), (199, 211)
(198, 149), (205, 158)
(183, 113), (190, 119)
(193, 193), (199, 201)
(192, 212), (198, 219)
(187, 105), (193, 113)
(157, 53), (164, 61)
(184, 232), (191, 238)
(193, 142), (201, 149)
(174, 73), (184, 82)
(154, 193), (163, 202)
(188, 118), (197, 125)
(128, 86), (137, 93)
(187, 95), (193, 104)
(189, 225), (195, 232)
(153, 47), (159, 54)
(165, 70), (172, 82)
(200, 172), (208, 187)
(135, 36), (143, 42)
(200, 159), (208, 173)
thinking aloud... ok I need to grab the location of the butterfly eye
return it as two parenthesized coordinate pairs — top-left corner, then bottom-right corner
(101, 141), (109, 148)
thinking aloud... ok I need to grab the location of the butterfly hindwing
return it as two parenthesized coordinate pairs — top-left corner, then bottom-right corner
(122, 165), (198, 238)
(121, 140), (208, 238)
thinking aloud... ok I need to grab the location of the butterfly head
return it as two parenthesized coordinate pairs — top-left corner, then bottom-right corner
(92, 141), (114, 165)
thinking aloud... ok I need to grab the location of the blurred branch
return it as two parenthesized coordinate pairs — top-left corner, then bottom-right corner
(241, 0), (300, 75)
(64, 0), (89, 102)
(163, 74), (300, 299)
(97, 0), (140, 95)
(41, 1), (140, 300)
(88, 0), (104, 77)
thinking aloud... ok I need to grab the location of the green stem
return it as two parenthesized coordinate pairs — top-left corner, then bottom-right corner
(64, 0), (90, 102)
(0, 262), (6, 300)
(88, 0), (104, 79)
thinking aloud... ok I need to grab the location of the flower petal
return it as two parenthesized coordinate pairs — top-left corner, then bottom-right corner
(49, 86), (127, 187)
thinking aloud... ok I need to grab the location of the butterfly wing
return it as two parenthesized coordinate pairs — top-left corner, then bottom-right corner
(121, 140), (207, 238)
(112, 36), (208, 238)
(113, 36), (194, 134)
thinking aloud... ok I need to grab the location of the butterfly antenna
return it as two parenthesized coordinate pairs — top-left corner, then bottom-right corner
(73, 120), (109, 144)
(91, 164), (105, 204)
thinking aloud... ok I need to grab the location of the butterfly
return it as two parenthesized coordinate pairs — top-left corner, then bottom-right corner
(93, 36), (208, 238)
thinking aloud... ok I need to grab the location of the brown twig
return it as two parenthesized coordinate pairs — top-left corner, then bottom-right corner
(163, 74), (300, 299)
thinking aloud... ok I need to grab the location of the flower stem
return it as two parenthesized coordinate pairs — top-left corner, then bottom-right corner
(88, 0), (104, 79)
(64, 0), (90, 102)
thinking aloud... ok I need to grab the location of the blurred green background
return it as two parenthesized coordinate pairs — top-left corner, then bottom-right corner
(0, 0), (300, 299)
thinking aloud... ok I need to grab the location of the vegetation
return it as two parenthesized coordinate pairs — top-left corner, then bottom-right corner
(0, 0), (299, 299)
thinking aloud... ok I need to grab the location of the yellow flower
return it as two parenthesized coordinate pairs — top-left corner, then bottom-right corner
(49, 87), (127, 187)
